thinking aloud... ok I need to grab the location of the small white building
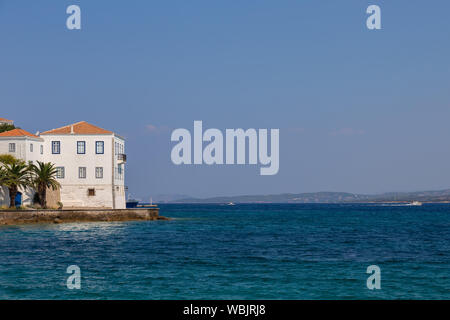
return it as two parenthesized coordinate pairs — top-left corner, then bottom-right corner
(0, 118), (14, 126)
(0, 121), (126, 209)
(0, 128), (43, 207)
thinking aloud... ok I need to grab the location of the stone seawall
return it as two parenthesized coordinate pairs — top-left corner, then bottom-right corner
(0, 208), (167, 226)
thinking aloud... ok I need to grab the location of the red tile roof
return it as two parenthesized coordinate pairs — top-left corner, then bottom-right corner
(0, 128), (40, 138)
(41, 121), (113, 135)
(0, 118), (13, 123)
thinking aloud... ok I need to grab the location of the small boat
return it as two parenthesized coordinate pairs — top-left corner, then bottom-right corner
(407, 201), (422, 206)
(137, 204), (158, 208)
(126, 194), (140, 208)
(227, 202), (235, 206)
(126, 199), (139, 208)
(137, 198), (158, 208)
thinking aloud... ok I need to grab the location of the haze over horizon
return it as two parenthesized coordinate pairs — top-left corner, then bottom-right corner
(139, 186), (450, 203)
(1, 1), (450, 198)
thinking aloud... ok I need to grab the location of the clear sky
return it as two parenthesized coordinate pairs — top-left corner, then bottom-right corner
(1, 1), (450, 199)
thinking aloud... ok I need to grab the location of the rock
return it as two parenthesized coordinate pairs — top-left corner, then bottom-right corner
(0, 208), (164, 225)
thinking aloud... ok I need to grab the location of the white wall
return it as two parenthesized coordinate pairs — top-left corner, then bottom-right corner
(0, 186), (9, 207)
(42, 135), (113, 185)
(24, 140), (44, 164)
(0, 133), (126, 209)
(41, 134), (126, 209)
(113, 136), (126, 209)
(0, 138), (26, 160)
(0, 137), (44, 164)
(0, 137), (43, 207)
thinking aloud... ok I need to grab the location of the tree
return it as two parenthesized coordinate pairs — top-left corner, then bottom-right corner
(1, 155), (20, 207)
(0, 154), (19, 166)
(29, 161), (60, 209)
(0, 123), (16, 133)
(0, 166), (7, 186)
(2, 161), (32, 208)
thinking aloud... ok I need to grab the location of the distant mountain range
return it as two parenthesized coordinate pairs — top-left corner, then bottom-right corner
(149, 194), (192, 203)
(167, 189), (450, 204)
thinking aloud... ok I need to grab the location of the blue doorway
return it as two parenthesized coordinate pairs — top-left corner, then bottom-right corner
(15, 192), (22, 207)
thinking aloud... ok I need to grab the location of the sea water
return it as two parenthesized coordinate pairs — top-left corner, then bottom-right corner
(0, 204), (449, 299)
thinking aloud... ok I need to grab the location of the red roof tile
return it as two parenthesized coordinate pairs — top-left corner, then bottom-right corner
(0, 128), (40, 138)
(41, 121), (113, 135)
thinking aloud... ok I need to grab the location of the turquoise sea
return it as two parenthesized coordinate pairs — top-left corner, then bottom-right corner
(0, 204), (449, 299)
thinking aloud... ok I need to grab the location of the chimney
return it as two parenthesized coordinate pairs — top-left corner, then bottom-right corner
(70, 125), (74, 134)
(35, 131), (40, 136)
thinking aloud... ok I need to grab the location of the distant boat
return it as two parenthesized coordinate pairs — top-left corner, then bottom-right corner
(126, 199), (139, 208)
(227, 202), (235, 206)
(126, 194), (140, 208)
(136, 197), (158, 208)
(407, 201), (423, 206)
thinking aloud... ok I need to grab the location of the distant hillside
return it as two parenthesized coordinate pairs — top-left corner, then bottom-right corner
(149, 194), (192, 203)
(170, 189), (450, 204)
(362, 189), (450, 203)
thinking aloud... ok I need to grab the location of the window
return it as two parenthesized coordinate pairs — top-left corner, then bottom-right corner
(115, 165), (124, 180)
(40, 145), (43, 154)
(52, 141), (60, 154)
(95, 167), (103, 179)
(77, 141), (86, 154)
(79, 167), (86, 179)
(88, 188), (96, 197)
(56, 167), (65, 179)
(96, 141), (104, 154)
(30, 144), (33, 152)
(9, 143), (15, 153)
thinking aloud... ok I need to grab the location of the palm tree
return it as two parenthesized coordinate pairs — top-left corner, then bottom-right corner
(0, 154), (18, 166)
(29, 161), (60, 209)
(0, 166), (7, 186)
(2, 161), (32, 208)
(0, 167), (7, 206)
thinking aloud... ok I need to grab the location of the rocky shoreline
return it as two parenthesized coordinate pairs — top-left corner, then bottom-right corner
(0, 208), (170, 226)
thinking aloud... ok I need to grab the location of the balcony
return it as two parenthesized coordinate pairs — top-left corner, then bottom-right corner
(117, 153), (127, 164)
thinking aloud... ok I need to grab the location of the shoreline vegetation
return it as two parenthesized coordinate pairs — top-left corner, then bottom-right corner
(1, 153), (61, 209)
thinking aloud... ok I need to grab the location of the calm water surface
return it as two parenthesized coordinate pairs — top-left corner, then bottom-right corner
(0, 204), (449, 299)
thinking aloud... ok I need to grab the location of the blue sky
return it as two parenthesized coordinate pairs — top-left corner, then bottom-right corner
(1, 1), (450, 198)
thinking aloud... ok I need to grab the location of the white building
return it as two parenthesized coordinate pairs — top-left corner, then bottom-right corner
(0, 121), (126, 209)
(0, 118), (14, 126)
(0, 129), (43, 207)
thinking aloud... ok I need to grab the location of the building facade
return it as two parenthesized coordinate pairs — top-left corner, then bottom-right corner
(0, 121), (126, 209)
(0, 129), (43, 207)
(0, 118), (14, 126)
